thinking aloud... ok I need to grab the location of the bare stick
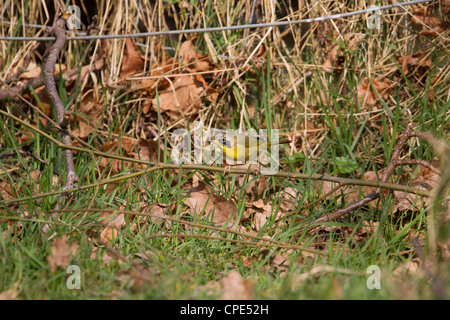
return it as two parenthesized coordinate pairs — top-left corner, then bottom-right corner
(43, 12), (78, 194)
(40, 11), (78, 233)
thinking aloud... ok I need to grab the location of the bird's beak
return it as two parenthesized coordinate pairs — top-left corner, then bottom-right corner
(206, 136), (219, 143)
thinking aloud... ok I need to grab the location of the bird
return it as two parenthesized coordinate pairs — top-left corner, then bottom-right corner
(209, 133), (291, 163)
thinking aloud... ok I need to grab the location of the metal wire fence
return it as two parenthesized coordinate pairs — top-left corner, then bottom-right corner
(0, 0), (433, 41)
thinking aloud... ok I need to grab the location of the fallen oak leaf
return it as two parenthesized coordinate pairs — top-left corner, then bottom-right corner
(443, 0), (450, 14)
(184, 182), (237, 227)
(250, 199), (272, 230)
(411, 8), (442, 28)
(0, 181), (17, 200)
(357, 77), (393, 107)
(147, 203), (172, 227)
(120, 38), (144, 79)
(138, 57), (178, 97)
(98, 136), (136, 174)
(46, 235), (78, 272)
(396, 52), (432, 76)
(393, 163), (439, 212)
(322, 44), (345, 74)
(180, 39), (198, 67)
(221, 270), (255, 300)
(180, 39), (213, 72)
(19, 61), (42, 79)
(70, 100), (103, 140)
(135, 137), (164, 163)
(411, 8), (450, 37)
(100, 211), (127, 244)
(151, 74), (205, 118)
(0, 282), (20, 300)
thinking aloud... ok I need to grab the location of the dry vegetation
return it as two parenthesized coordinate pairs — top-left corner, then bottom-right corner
(0, 0), (449, 300)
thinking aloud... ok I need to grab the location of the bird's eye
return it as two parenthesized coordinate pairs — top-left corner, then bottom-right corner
(222, 137), (230, 148)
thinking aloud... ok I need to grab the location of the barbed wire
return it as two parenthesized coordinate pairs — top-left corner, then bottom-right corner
(0, 0), (434, 41)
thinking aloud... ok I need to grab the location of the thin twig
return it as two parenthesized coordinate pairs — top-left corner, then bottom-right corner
(306, 124), (447, 229)
(0, 76), (45, 101)
(396, 159), (441, 175)
(0, 110), (434, 206)
(0, 149), (49, 165)
(52, 208), (325, 256)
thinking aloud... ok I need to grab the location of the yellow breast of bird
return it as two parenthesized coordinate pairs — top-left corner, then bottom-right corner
(223, 138), (260, 163)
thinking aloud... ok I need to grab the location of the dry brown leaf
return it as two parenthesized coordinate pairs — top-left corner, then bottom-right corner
(357, 77), (393, 107)
(17, 127), (35, 144)
(271, 254), (290, 272)
(193, 280), (222, 298)
(0, 286), (19, 300)
(146, 203), (172, 227)
(0, 181), (15, 200)
(184, 182), (237, 226)
(93, 39), (108, 71)
(138, 57), (178, 97)
(46, 235), (78, 272)
(151, 74), (205, 118)
(137, 40), (215, 118)
(362, 170), (383, 194)
(221, 270), (255, 300)
(411, 8), (449, 37)
(102, 136), (134, 155)
(280, 187), (299, 211)
(19, 61), (41, 79)
(411, 8), (442, 28)
(393, 258), (421, 275)
(180, 39), (212, 72)
(120, 38), (144, 79)
(393, 165), (439, 212)
(16, 61), (65, 79)
(358, 220), (380, 238)
(397, 52), (432, 76)
(98, 137), (136, 174)
(180, 40), (198, 67)
(36, 102), (52, 127)
(71, 100), (103, 139)
(443, 0), (450, 13)
(239, 175), (268, 199)
(89, 246), (114, 265)
(250, 199), (272, 230)
(2, 216), (23, 240)
(322, 45), (344, 73)
(100, 212), (127, 243)
(314, 170), (384, 209)
(69, 40), (107, 82)
(138, 39), (214, 118)
(26, 169), (41, 187)
(357, 81), (377, 106)
(135, 138), (164, 163)
(99, 158), (133, 175)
